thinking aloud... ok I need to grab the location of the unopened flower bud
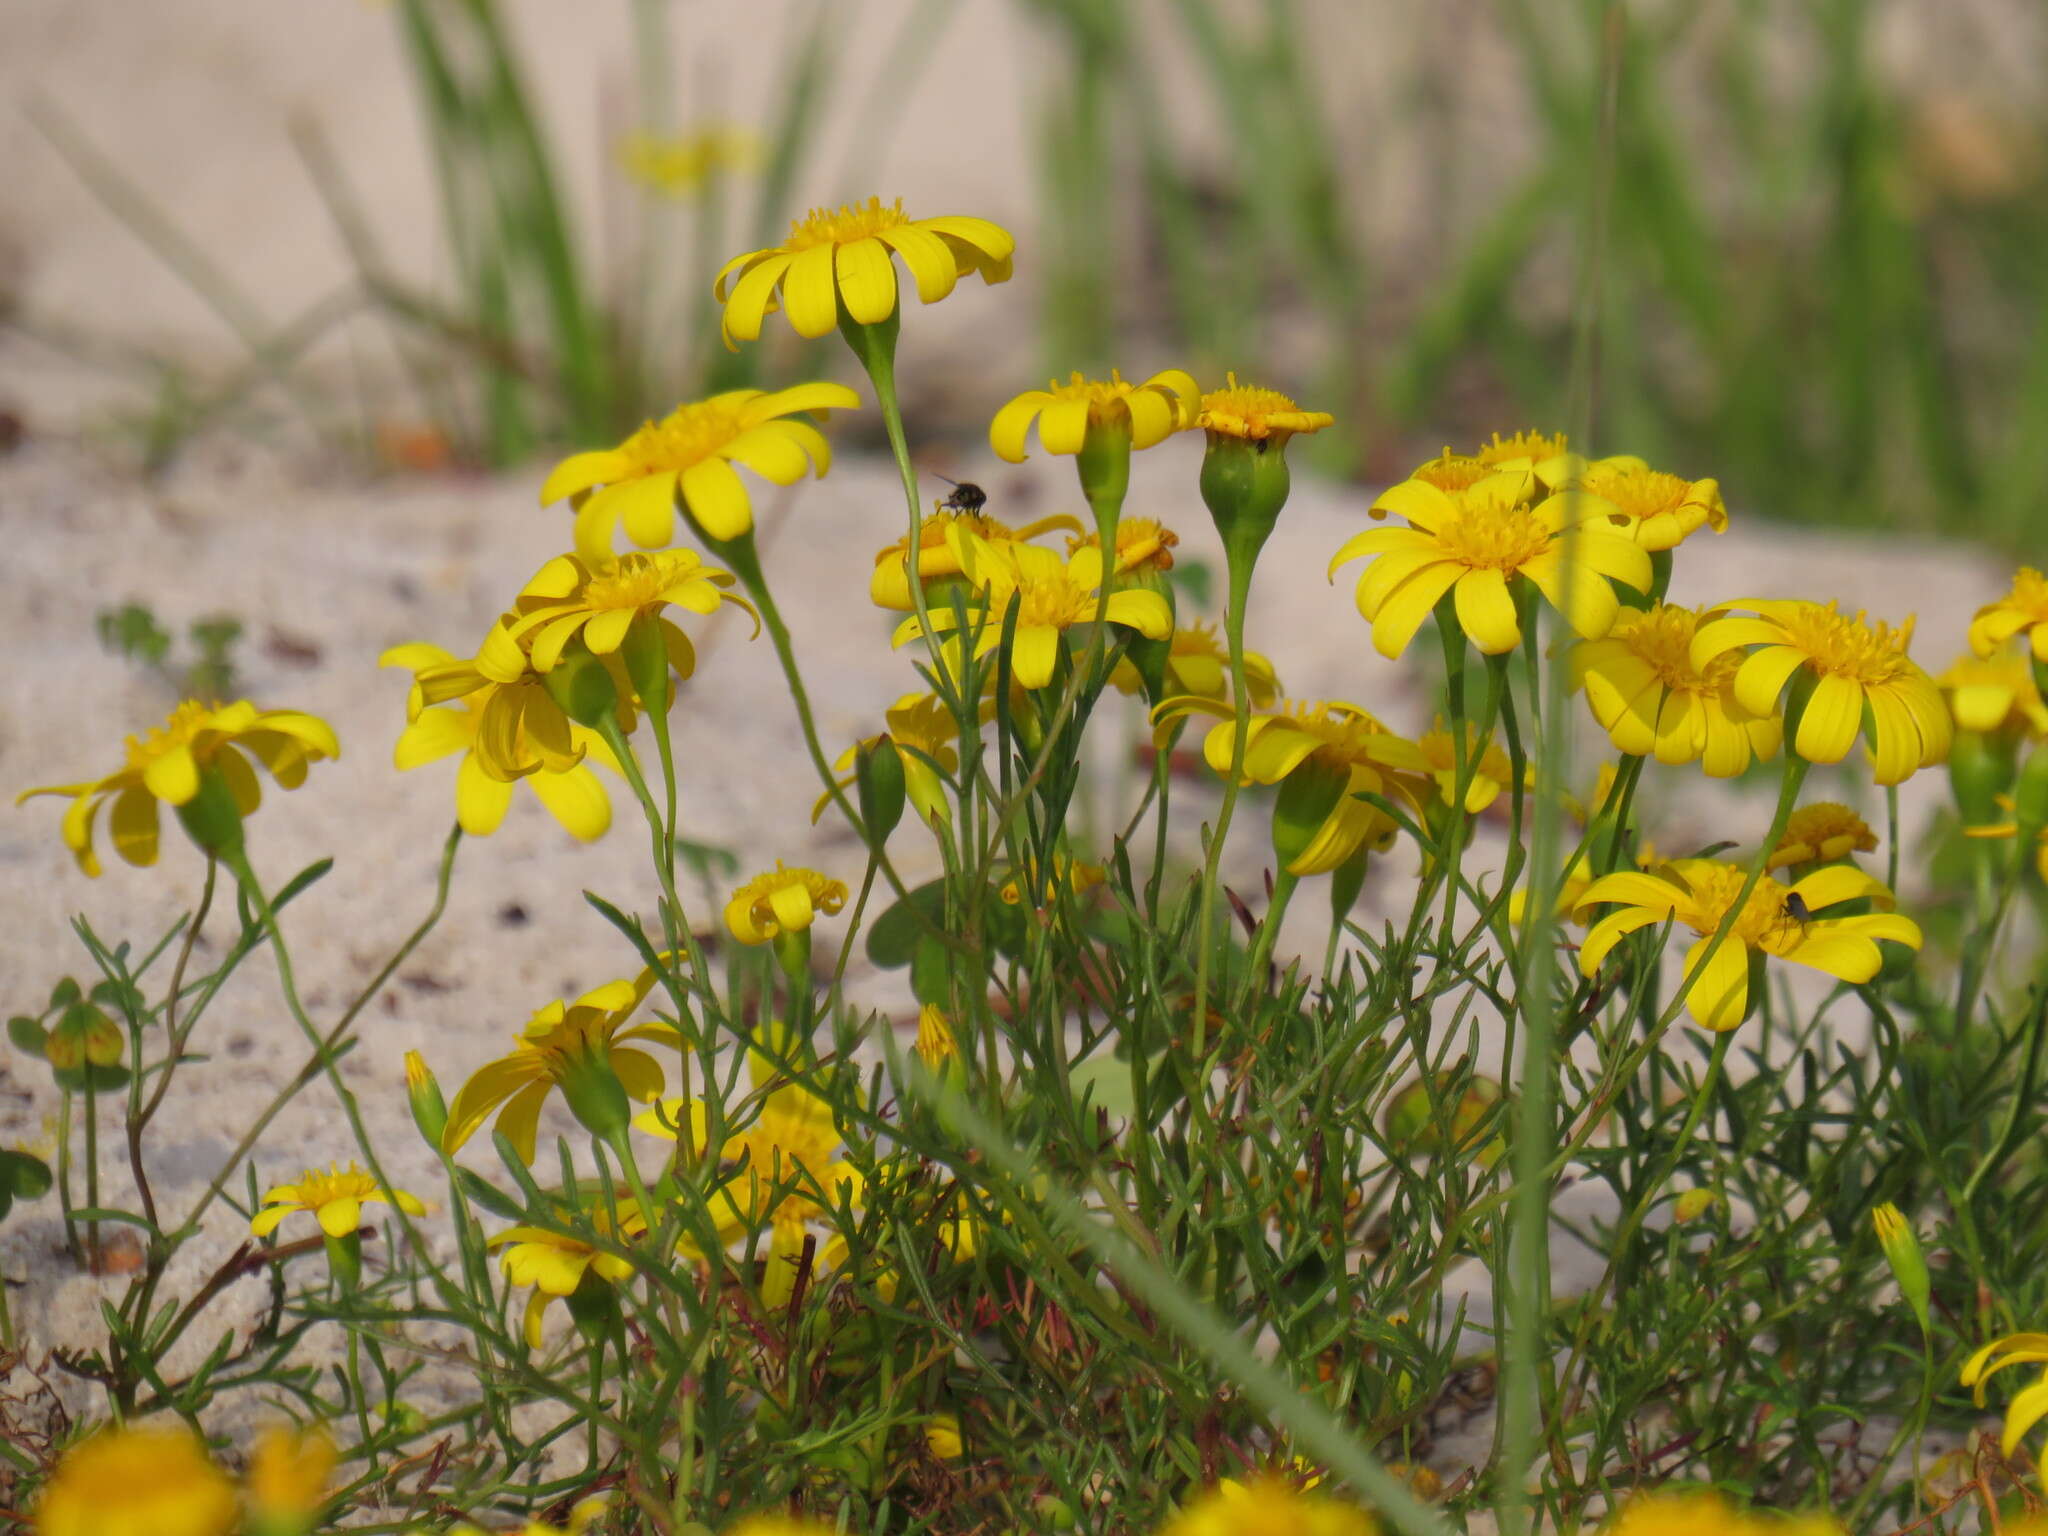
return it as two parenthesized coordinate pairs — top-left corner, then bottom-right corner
(1674, 1187), (1719, 1223)
(1872, 1201), (1931, 1337)
(404, 1051), (448, 1149)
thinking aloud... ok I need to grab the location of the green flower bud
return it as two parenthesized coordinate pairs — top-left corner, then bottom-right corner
(556, 1052), (633, 1150)
(854, 736), (907, 848)
(404, 1051), (448, 1149)
(566, 1266), (624, 1349)
(1872, 1201), (1931, 1337)
(1200, 434), (1293, 578)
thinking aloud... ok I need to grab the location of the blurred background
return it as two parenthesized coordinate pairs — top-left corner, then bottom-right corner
(2, 0), (2043, 546)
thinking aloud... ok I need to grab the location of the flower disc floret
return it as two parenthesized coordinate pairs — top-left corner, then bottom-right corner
(252, 1161), (426, 1240)
(19, 700), (340, 876)
(1970, 567), (2048, 660)
(1692, 599), (1950, 784)
(1571, 603), (1781, 776)
(541, 384), (858, 559)
(726, 863), (849, 945)
(715, 196), (1014, 344)
(1195, 373), (1334, 442)
(990, 369), (1199, 460)
(1332, 471), (1651, 657)
(1575, 858), (1921, 1031)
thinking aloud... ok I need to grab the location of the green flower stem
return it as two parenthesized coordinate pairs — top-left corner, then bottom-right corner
(1241, 865), (1301, 999)
(57, 1091), (76, 1259)
(82, 1083), (99, 1267)
(595, 715), (704, 1021)
(1190, 543), (1258, 1061)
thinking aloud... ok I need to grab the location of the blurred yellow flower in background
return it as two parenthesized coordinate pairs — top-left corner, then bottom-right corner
(35, 1424), (238, 1536)
(541, 384), (858, 558)
(1070, 516), (1180, 576)
(715, 197), (1013, 344)
(1970, 566), (2048, 660)
(1160, 1474), (1377, 1536)
(1767, 802), (1878, 871)
(1415, 717), (1513, 814)
(1960, 1330), (2048, 1457)
(245, 1424), (337, 1534)
(1112, 621), (1280, 710)
(1938, 644), (2048, 734)
(616, 125), (759, 197)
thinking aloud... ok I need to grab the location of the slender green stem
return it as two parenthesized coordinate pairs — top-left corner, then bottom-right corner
(1190, 548), (1257, 1057)
(1241, 867), (1301, 1003)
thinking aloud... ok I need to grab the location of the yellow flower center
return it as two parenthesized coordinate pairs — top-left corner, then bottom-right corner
(618, 398), (750, 476)
(1003, 567), (1099, 629)
(1475, 429), (1568, 467)
(579, 551), (700, 612)
(785, 195), (909, 250)
(1433, 495), (1554, 573)
(1418, 721), (1509, 780)
(125, 700), (215, 772)
(1780, 603), (1918, 685)
(1039, 369), (1147, 423)
(1579, 463), (1690, 522)
(1412, 452), (1494, 493)
(1673, 863), (1803, 947)
(1611, 606), (1735, 694)
(1174, 620), (1226, 662)
(518, 1000), (618, 1073)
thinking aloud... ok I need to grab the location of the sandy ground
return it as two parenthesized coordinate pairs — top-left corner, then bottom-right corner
(0, 393), (2010, 1484)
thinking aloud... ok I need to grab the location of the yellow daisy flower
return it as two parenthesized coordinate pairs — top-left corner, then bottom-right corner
(1691, 600), (1951, 784)
(725, 863), (849, 946)
(1415, 717), (1513, 814)
(1161, 1475), (1377, 1536)
(1767, 802), (1878, 871)
(381, 642), (616, 842)
(922, 1413), (965, 1461)
(636, 1028), (864, 1306)
(478, 549), (748, 682)
(891, 535), (1173, 690)
(385, 624), (629, 785)
(489, 1200), (645, 1349)
(814, 693), (959, 829)
(869, 509), (1081, 611)
(1575, 858), (1922, 1031)
(34, 1425), (239, 1536)
(19, 700), (339, 877)
(1330, 471), (1651, 658)
(1156, 697), (1428, 876)
(540, 383), (858, 560)
(989, 369), (1199, 460)
(1569, 455), (1728, 550)
(1069, 516), (1180, 576)
(996, 853), (1107, 907)
(251, 1161), (426, 1240)
(1938, 644), (2048, 734)
(1970, 567), (2048, 660)
(715, 196), (1014, 344)
(1960, 1331), (2048, 1458)
(442, 970), (677, 1162)
(1195, 373), (1334, 444)
(245, 1424), (337, 1533)
(615, 125), (758, 198)
(1570, 603), (1782, 777)
(1110, 621), (1281, 710)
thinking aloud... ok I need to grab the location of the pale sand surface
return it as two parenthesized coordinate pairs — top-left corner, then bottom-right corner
(0, 413), (2007, 1463)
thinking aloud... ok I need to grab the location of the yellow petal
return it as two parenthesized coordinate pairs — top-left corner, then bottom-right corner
(1794, 673), (1865, 764)
(541, 450), (634, 506)
(142, 743), (201, 806)
(876, 224), (960, 304)
(1453, 567), (1521, 654)
(680, 457), (754, 541)
(455, 753), (516, 836)
(781, 244), (841, 338)
(1683, 936), (1751, 1032)
(528, 765), (611, 842)
(721, 252), (795, 342)
(989, 393), (1050, 463)
(316, 1197), (363, 1238)
(834, 237), (899, 325)
(109, 785), (161, 867)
